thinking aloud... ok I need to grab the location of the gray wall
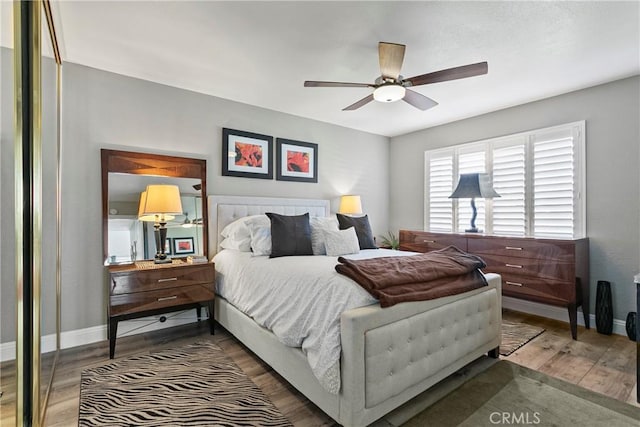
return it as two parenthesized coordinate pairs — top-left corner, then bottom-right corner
(59, 62), (389, 333)
(389, 76), (640, 320)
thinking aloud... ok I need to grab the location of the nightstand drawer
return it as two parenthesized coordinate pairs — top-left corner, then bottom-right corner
(399, 230), (467, 253)
(110, 263), (215, 295)
(110, 284), (214, 317)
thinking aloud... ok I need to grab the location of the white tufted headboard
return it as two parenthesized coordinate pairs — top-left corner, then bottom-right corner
(208, 195), (330, 255)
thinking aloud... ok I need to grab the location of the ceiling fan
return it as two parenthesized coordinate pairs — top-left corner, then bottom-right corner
(304, 42), (488, 111)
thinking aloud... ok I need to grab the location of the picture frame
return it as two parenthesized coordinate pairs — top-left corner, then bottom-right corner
(173, 237), (195, 255)
(222, 128), (273, 179)
(276, 138), (318, 183)
(164, 238), (172, 255)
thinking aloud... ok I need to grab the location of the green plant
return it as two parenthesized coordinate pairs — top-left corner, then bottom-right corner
(379, 231), (400, 250)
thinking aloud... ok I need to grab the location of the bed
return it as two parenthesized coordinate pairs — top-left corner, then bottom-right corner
(208, 195), (502, 427)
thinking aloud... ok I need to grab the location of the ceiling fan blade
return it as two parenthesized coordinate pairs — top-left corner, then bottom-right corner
(402, 89), (438, 111)
(379, 42), (406, 80)
(304, 80), (372, 88)
(405, 61), (488, 87)
(342, 94), (374, 111)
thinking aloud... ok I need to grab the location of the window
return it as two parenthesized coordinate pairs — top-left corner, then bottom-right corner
(424, 121), (585, 238)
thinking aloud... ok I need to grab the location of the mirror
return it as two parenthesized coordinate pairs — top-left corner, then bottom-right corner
(101, 149), (208, 266)
(40, 2), (60, 419)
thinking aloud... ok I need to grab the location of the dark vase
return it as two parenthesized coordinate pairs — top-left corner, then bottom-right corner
(595, 280), (613, 335)
(626, 312), (637, 342)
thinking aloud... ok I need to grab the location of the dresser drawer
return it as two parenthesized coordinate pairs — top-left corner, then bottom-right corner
(110, 284), (214, 317)
(468, 237), (575, 262)
(110, 263), (215, 295)
(399, 230), (467, 253)
(480, 254), (574, 282)
(499, 273), (574, 303)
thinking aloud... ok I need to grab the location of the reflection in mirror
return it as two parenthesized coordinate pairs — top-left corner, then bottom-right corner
(107, 175), (204, 264)
(101, 149), (208, 267)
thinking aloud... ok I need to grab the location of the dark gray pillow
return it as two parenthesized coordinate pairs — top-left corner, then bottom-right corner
(336, 214), (378, 250)
(266, 212), (313, 258)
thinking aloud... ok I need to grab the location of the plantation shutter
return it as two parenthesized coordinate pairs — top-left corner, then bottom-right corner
(457, 150), (485, 232)
(492, 141), (526, 236)
(532, 129), (575, 238)
(427, 153), (454, 231)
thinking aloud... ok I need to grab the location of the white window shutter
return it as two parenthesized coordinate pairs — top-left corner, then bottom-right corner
(533, 135), (575, 238)
(492, 143), (526, 236)
(427, 154), (453, 231)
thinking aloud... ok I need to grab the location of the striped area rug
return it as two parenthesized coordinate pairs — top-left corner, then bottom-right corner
(79, 342), (292, 426)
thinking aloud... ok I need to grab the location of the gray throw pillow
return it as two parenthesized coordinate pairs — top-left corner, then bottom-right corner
(336, 213), (378, 250)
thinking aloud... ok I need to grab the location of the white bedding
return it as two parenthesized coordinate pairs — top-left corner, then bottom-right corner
(213, 248), (416, 394)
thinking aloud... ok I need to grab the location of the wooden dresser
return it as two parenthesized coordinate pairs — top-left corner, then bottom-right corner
(400, 230), (589, 339)
(107, 261), (215, 358)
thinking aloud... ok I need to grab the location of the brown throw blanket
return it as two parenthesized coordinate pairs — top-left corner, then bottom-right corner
(336, 246), (487, 307)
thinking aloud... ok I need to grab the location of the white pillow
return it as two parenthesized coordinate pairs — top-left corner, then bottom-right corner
(310, 216), (339, 255)
(247, 217), (272, 256)
(219, 215), (268, 252)
(219, 237), (251, 252)
(323, 227), (360, 257)
(221, 214), (264, 239)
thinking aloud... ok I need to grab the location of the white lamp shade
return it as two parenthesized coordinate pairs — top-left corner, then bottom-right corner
(339, 195), (363, 215)
(138, 185), (182, 222)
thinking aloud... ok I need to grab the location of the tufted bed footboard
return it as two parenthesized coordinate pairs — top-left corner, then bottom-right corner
(215, 273), (501, 427)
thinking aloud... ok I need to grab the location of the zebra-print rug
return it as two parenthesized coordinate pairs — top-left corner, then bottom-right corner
(79, 342), (292, 426)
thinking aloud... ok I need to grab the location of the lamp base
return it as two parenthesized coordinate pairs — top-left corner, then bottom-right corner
(465, 227), (480, 233)
(154, 254), (172, 264)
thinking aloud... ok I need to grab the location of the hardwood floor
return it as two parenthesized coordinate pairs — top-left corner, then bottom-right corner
(1, 309), (637, 426)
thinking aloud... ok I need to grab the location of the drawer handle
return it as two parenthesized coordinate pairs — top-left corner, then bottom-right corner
(505, 246), (522, 251)
(505, 264), (522, 269)
(157, 277), (178, 283)
(157, 295), (178, 302)
(423, 240), (435, 243)
(506, 281), (523, 287)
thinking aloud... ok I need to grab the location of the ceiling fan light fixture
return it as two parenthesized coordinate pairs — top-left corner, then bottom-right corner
(373, 84), (405, 103)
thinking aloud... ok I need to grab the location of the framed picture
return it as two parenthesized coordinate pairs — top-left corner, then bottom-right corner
(173, 237), (195, 255)
(164, 238), (172, 255)
(276, 138), (318, 183)
(222, 128), (273, 179)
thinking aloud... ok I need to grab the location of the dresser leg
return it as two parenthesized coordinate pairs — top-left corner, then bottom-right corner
(208, 300), (215, 335)
(109, 318), (118, 359)
(196, 306), (202, 321)
(576, 277), (590, 329)
(568, 304), (578, 340)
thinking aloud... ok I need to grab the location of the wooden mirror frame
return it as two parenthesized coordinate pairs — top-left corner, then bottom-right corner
(101, 149), (208, 265)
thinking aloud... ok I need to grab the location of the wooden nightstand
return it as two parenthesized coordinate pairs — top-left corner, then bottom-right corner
(107, 260), (215, 358)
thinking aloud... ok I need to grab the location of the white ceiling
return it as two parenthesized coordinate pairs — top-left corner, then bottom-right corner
(5, 1), (640, 137)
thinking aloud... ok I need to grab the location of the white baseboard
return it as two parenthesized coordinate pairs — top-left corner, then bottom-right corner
(502, 296), (627, 337)
(1, 310), (202, 362)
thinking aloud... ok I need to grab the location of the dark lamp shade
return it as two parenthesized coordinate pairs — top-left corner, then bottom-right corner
(449, 173), (500, 199)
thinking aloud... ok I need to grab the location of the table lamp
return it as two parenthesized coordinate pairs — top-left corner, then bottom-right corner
(449, 173), (500, 232)
(138, 184), (183, 263)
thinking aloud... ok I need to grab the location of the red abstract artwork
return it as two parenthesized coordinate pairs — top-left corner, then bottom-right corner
(286, 150), (309, 173)
(235, 142), (263, 167)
